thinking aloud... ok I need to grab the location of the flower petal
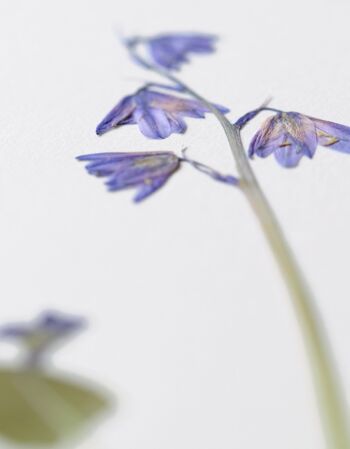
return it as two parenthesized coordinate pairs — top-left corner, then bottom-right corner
(168, 113), (187, 134)
(148, 33), (216, 70)
(134, 107), (173, 139)
(145, 90), (229, 117)
(310, 117), (350, 153)
(285, 112), (317, 158)
(248, 115), (283, 158)
(133, 176), (170, 202)
(273, 142), (305, 168)
(96, 95), (135, 135)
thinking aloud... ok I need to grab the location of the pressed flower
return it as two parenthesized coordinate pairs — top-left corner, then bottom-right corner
(0, 311), (84, 355)
(77, 151), (237, 202)
(146, 33), (217, 70)
(78, 151), (180, 202)
(96, 87), (229, 138)
(248, 111), (350, 168)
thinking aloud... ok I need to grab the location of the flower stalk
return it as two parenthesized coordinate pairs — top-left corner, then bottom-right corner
(128, 41), (350, 449)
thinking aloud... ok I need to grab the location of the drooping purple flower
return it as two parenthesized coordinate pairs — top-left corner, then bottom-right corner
(248, 111), (350, 168)
(146, 33), (217, 70)
(77, 151), (238, 202)
(96, 87), (229, 139)
(0, 311), (85, 352)
(78, 152), (181, 202)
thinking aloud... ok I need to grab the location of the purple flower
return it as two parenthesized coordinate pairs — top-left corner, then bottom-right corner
(78, 152), (180, 202)
(146, 33), (217, 70)
(96, 87), (229, 139)
(77, 151), (238, 202)
(0, 311), (84, 350)
(248, 111), (350, 168)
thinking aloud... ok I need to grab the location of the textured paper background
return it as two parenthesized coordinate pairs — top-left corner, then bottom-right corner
(1, 0), (350, 448)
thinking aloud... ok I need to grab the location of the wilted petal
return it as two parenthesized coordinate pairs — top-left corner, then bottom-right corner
(148, 33), (217, 70)
(96, 95), (135, 135)
(134, 107), (173, 139)
(168, 114), (187, 134)
(133, 176), (169, 202)
(310, 117), (350, 153)
(274, 143), (305, 168)
(77, 153), (133, 177)
(145, 90), (229, 118)
(284, 112), (317, 158)
(249, 115), (286, 158)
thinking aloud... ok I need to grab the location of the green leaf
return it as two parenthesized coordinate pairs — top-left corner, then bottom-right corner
(0, 368), (111, 446)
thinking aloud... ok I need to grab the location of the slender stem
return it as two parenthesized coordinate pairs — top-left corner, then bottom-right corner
(128, 42), (350, 448)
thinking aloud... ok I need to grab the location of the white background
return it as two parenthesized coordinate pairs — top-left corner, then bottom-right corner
(1, 0), (350, 448)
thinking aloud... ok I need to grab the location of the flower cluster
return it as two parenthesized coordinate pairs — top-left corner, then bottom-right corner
(78, 31), (350, 199)
(78, 33), (237, 201)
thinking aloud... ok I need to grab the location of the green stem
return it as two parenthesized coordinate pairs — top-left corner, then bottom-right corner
(129, 43), (350, 448)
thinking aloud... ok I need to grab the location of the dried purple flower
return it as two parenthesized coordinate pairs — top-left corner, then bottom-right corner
(249, 111), (350, 168)
(0, 311), (84, 352)
(77, 151), (238, 201)
(96, 87), (229, 139)
(146, 33), (217, 70)
(77, 152), (180, 202)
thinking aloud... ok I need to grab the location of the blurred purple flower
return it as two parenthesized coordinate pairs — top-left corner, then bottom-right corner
(77, 151), (237, 202)
(0, 311), (84, 351)
(146, 33), (217, 70)
(249, 111), (350, 168)
(96, 87), (229, 139)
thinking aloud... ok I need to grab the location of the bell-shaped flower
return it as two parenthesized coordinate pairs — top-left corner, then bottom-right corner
(248, 111), (350, 167)
(77, 151), (237, 202)
(96, 87), (229, 139)
(78, 152), (180, 202)
(146, 33), (217, 70)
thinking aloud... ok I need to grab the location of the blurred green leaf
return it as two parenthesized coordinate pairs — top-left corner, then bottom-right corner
(0, 368), (111, 446)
